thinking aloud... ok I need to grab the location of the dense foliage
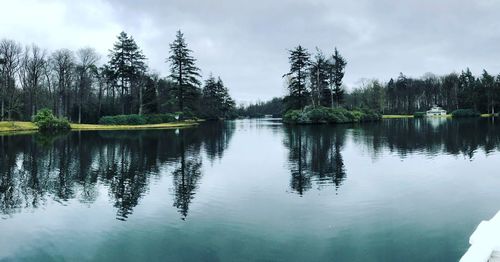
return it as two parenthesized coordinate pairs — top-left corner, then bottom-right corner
(283, 106), (381, 124)
(200, 75), (236, 120)
(0, 31), (235, 123)
(346, 70), (500, 115)
(32, 108), (70, 131)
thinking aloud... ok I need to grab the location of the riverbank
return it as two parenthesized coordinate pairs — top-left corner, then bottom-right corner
(382, 114), (496, 119)
(382, 115), (415, 119)
(0, 121), (199, 133)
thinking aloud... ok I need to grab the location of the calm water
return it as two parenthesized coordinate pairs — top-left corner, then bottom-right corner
(1, 118), (500, 261)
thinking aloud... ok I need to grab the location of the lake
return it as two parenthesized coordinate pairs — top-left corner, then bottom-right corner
(1, 118), (500, 261)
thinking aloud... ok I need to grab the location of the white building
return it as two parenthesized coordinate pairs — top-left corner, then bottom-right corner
(426, 105), (447, 116)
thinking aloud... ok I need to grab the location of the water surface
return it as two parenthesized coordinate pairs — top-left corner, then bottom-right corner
(1, 118), (500, 261)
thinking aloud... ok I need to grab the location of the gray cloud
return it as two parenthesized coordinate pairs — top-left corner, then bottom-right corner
(2, 0), (500, 103)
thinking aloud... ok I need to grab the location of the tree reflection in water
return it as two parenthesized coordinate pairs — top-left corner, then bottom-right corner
(283, 117), (500, 195)
(1, 119), (499, 217)
(0, 122), (235, 220)
(284, 125), (347, 195)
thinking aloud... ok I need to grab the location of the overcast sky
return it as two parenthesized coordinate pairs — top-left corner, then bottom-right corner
(1, 0), (500, 103)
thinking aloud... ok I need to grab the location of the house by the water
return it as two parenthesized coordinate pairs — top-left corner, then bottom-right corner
(426, 105), (447, 116)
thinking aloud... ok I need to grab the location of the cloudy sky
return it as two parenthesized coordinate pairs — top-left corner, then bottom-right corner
(1, 0), (500, 103)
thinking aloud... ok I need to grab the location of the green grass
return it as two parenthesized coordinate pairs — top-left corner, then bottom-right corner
(0, 121), (38, 132)
(0, 121), (199, 133)
(71, 122), (198, 130)
(382, 115), (414, 119)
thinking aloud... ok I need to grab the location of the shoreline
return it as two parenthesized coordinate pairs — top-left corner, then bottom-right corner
(0, 121), (199, 134)
(382, 114), (497, 119)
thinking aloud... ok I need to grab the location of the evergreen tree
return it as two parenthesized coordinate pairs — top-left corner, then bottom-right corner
(217, 77), (235, 118)
(201, 75), (235, 119)
(157, 78), (178, 113)
(167, 30), (201, 113)
(329, 48), (347, 107)
(480, 70), (495, 114)
(108, 31), (147, 114)
(142, 74), (159, 114)
(201, 74), (220, 119)
(284, 45), (310, 110)
(458, 68), (476, 109)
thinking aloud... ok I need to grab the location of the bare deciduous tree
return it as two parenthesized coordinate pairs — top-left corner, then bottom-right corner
(50, 49), (75, 117)
(76, 47), (99, 123)
(0, 39), (22, 120)
(19, 44), (47, 117)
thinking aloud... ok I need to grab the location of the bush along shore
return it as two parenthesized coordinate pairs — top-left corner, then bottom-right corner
(451, 109), (481, 118)
(98, 113), (182, 125)
(283, 106), (381, 124)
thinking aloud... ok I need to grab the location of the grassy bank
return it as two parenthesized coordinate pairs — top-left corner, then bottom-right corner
(0, 121), (198, 133)
(382, 115), (414, 119)
(72, 121), (198, 130)
(0, 121), (38, 133)
(383, 114), (496, 119)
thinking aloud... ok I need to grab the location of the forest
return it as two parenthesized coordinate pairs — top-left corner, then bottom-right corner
(346, 69), (500, 115)
(0, 30), (236, 124)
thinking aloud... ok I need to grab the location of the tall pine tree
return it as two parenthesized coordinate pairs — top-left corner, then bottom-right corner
(458, 68), (476, 109)
(284, 45), (310, 110)
(167, 30), (201, 114)
(329, 47), (347, 107)
(108, 31), (147, 114)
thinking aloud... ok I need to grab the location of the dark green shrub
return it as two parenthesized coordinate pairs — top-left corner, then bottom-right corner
(32, 108), (70, 131)
(283, 110), (302, 123)
(360, 109), (382, 121)
(144, 114), (177, 124)
(414, 112), (426, 118)
(308, 107), (329, 122)
(98, 116), (116, 125)
(451, 109), (480, 118)
(98, 113), (178, 125)
(126, 114), (147, 125)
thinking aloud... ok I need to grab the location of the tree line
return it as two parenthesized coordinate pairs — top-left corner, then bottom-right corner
(346, 70), (500, 114)
(0, 30), (235, 123)
(236, 97), (284, 118)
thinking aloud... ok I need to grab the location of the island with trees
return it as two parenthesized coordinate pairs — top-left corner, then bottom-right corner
(281, 45), (381, 124)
